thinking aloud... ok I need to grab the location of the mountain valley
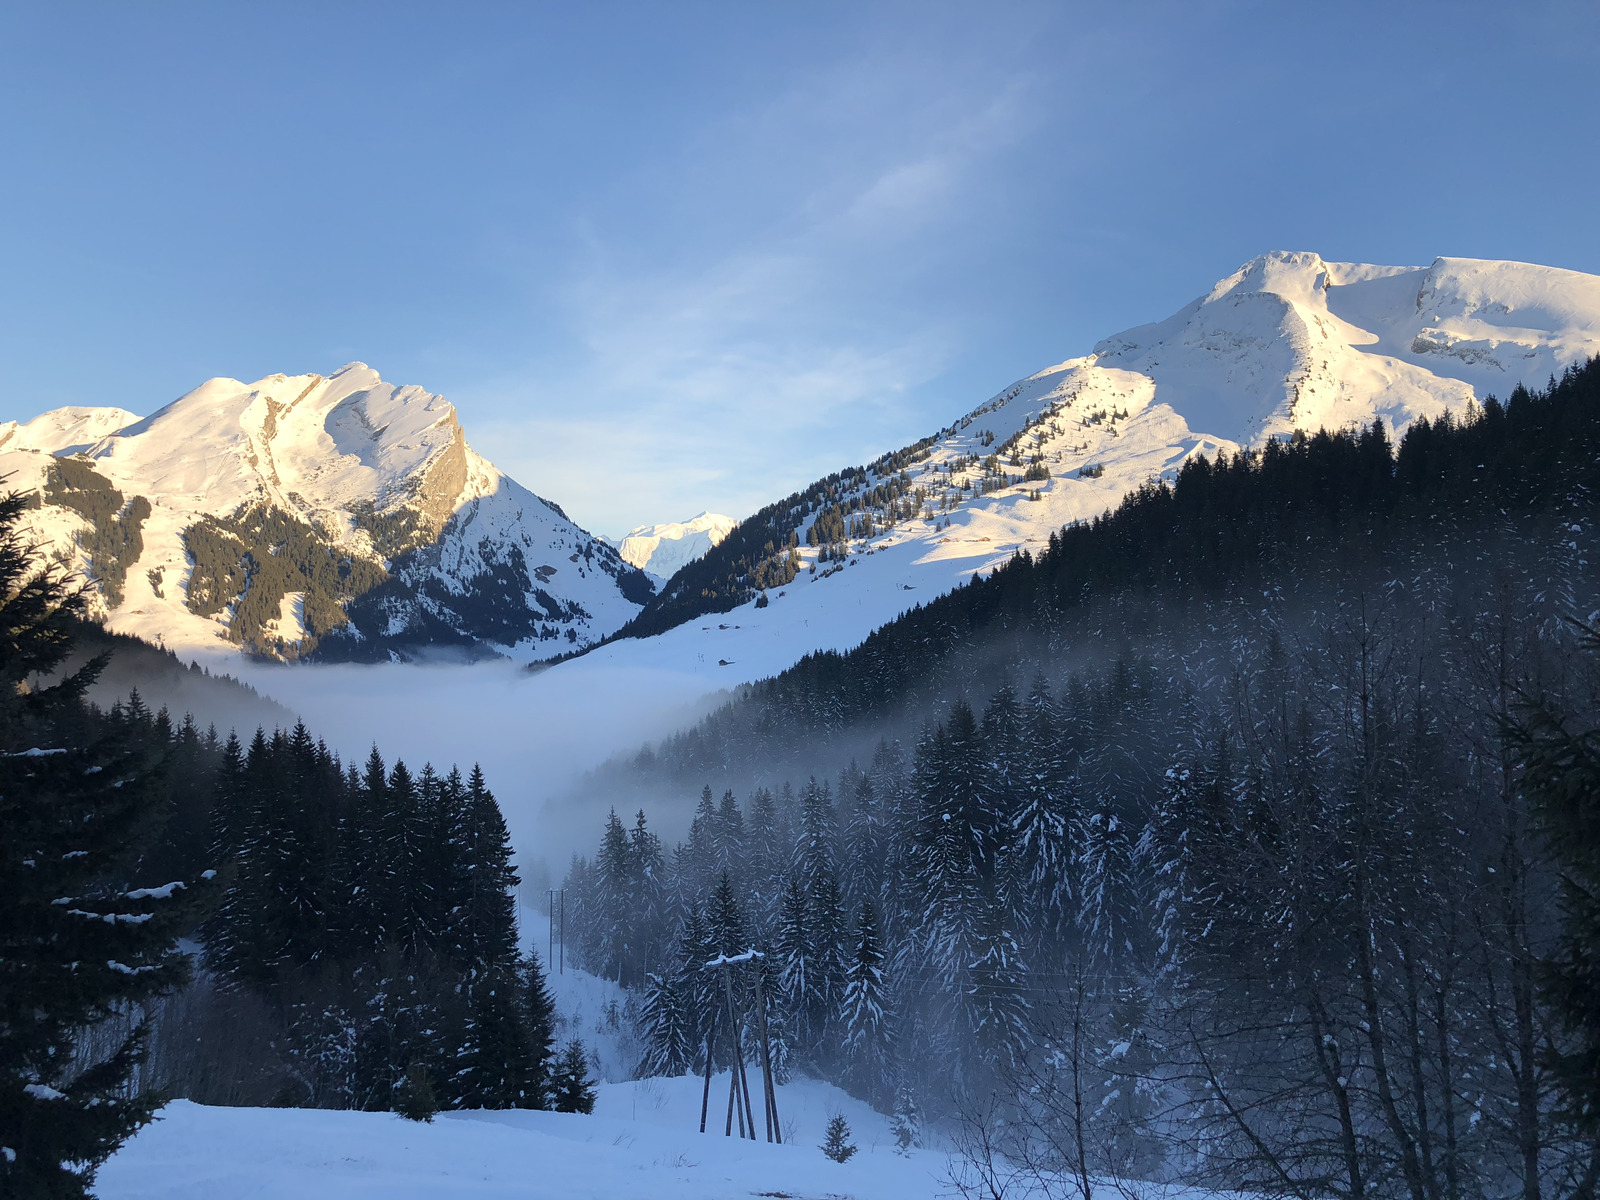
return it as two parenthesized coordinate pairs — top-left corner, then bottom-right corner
(9, 252), (1594, 680)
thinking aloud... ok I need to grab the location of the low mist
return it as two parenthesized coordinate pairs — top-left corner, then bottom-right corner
(228, 657), (726, 882)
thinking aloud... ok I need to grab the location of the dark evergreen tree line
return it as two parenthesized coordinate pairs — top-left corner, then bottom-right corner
(12, 683), (581, 1120)
(2, 478), (597, 1195)
(574, 582), (1600, 1197)
(563, 362), (1600, 1199)
(198, 729), (564, 1113)
(643, 356), (1600, 768)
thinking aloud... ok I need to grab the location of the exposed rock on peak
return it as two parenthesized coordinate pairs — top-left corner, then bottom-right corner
(1, 367), (653, 662)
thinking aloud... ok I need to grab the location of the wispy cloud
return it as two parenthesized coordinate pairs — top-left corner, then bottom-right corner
(470, 55), (1035, 535)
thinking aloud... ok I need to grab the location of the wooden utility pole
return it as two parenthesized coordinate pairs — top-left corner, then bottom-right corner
(750, 960), (781, 1143)
(725, 1051), (742, 1138)
(720, 962), (757, 1140)
(698, 1002), (719, 1134)
(699, 948), (779, 1142)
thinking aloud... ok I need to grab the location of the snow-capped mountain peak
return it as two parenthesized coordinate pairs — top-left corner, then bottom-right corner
(615, 511), (737, 579)
(0, 405), (139, 457)
(2, 366), (653, 662)
(1090, 251), (1600, 448)
(95, 363), (490, 532)
(7, 253), (1594, 675)
(576, 251), (1600, 689)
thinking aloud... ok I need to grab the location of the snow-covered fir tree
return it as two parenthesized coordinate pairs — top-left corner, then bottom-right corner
(839, 901), (892, 1104)
(637, 971), (693, 1077)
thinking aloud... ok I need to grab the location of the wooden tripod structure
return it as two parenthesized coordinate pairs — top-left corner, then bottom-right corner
(696, 948), (781, 1143)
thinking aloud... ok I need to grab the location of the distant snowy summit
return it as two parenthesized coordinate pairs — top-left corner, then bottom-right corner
(612, 512), (737, 580)
(0, 363), (654, 663)
(585, 252), (1600, 683)
(1084, 252), (1600, 446)
(10, 254), (1597, 673)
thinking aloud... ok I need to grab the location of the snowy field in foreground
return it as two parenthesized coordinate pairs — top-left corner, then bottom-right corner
(97, 1074), (949, 1200)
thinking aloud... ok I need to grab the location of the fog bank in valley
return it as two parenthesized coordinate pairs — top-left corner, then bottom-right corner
(230, 657), (725, 886)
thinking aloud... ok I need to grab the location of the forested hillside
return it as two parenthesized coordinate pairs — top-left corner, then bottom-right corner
(47, 697), (597, 1112)
(579, 254), (1600, 682)
(601, 435), (940, 643)
(562, 360), (1600, 1199)
(62, 621), (294, 736)
(1, 495), (590, 1197)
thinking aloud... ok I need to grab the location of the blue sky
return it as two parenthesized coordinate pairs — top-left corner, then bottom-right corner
(2, 1), (1595, 534)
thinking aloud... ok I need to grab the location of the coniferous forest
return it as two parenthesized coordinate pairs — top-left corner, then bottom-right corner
(6, 363), (1599, 1198)
(0, 490), (590, 1199)
(564, 360), (1600, 1200)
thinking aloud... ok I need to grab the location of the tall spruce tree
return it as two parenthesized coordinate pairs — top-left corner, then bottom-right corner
(775, 875), (814, 1046)
(1076, 801), (1142, 975)
(794, 777), (836, 885)
(808, 867), (849, 1054)
(460, 765), (519, 973)
(384, 760), (428, 958)
(713, 788), (744, 881)
(207, 729), (246, 860)
(1006, 680), (1077, 969)
(680, 786), (718, 899)
(417, 765), (467, 955)
(674, 904), (719, 1068)
(840, 901), (892, 1104)
(1508, 625), (1600, 1140)
(628, 811), (667, 982)
(593, 809), (635, 982)
(841, 772), (884, 914)
(744, 787), (786, 934)
(522, 952), (559, 1108)
(980, 683), (1027, 859)
(907, 718), (985, 1039)
(455, 959), (539, 1108)
(334, 745), (391, 956)
(637, 971), (693, 1077)
(707, 871), (747, 958)
(0, 490), (199, 1197)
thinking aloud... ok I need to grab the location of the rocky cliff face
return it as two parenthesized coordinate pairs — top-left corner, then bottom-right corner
(0, 363), (654, 663)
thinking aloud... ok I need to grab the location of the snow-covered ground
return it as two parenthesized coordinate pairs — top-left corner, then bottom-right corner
(99, 898), (953, 1197)
(96, 1076), (945, 1200)
(519, 906), (640, 1083)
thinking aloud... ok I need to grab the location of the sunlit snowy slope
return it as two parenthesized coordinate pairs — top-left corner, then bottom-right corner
(612, 511), (736, 580)
(0, 364), (652, 662)
(6, 254), (1594, 678)
(569, 252), (1600, 689)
